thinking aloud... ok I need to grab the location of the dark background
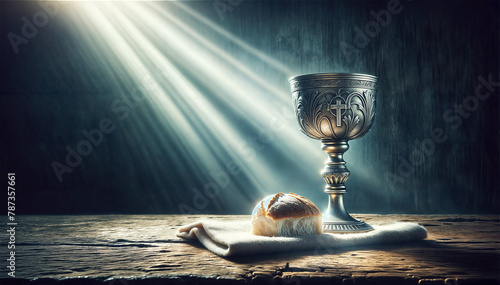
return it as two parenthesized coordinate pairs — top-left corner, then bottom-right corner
(1, 0), (499, 215)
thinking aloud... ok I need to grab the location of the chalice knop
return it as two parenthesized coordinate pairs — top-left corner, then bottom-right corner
(289, 73), (377, 233)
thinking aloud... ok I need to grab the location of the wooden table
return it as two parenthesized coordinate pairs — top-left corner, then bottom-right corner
(1, 215), (499, 284)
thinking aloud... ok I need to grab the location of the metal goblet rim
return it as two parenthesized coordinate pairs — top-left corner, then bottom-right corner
(289, 73), (378, 94)
(288, 72), (378, 82)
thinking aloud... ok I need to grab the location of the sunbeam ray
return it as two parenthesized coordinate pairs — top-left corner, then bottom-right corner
(57, 1), (323, 213)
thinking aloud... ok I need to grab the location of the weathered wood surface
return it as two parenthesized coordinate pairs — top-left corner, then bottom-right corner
(1, 215), (499, 284)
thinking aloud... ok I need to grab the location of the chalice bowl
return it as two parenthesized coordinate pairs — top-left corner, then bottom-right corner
(289, 73), (377, 233)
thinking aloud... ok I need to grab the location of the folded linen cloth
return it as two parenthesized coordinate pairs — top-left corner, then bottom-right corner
(176, 220), (427, 257)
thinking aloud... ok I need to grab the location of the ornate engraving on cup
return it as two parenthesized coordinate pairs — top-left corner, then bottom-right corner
(289, 73), (377, 233)
(294, 89), (375, 141)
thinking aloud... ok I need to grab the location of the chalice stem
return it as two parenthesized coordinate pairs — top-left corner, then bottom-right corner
(321, 140), (373, 231)
(321, 140), (350, 193)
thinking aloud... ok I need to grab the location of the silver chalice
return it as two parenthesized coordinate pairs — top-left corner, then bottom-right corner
(289, 73), (377, 233)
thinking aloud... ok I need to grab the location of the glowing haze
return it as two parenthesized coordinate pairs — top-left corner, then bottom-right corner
(55, 1), (326, 213)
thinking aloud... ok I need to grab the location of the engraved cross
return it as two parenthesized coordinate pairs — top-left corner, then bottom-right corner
(329, 99), (347, 127)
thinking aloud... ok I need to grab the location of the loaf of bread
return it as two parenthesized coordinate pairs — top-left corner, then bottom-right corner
(251, 193), (323, 237)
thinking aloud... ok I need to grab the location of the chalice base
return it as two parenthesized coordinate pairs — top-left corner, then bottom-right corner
(322, 193), (373, 233)
(323, 220), (373, 233)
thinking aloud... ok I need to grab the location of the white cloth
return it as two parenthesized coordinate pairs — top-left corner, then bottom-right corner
(176, 220), (428, 257)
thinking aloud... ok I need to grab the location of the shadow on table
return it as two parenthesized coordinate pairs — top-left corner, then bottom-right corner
(226, 239), (500, 277)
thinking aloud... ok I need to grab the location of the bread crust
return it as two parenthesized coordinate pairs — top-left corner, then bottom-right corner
(266, 193), (321, 220)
